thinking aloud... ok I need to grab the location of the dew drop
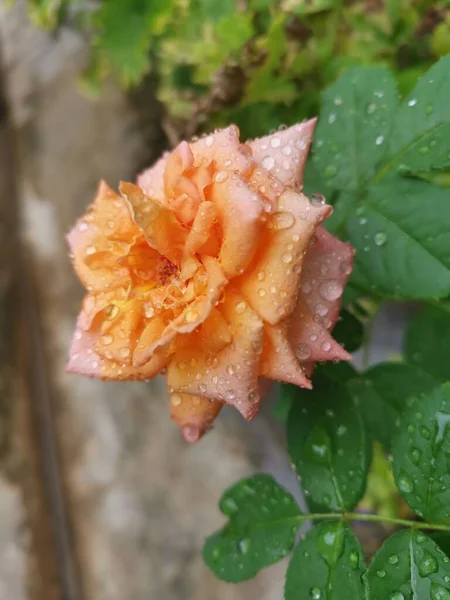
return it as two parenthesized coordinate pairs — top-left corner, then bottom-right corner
(374, 232), (387, 246)
(419, 551), (438, 577)
(408, 98), (417, 107)
(214, 171), (229, 183)
(319, 280), (343, 301)
(367, 103), (377, 114)
(333, 96), (343, 106)
(226, 364), (235, 376)
(420, 425), (431, 440)
(425, 104), (433, 115)
(268, 211), (295, 230)
(78, 221), (88, 232)
(235, 301), (246, 314)
(270, 137), (281, 148)
(171, 394), (182, 407)
(262, 156), (275, 170)
(328, 113), (337, 124)
(205, 135), (215, 147)
(409, 447), (422, 466)
(397, 471), (414, 493)
(101, 334), (113, 345)
(322, 341), (331, 352)
(237, 538), (251, 554)
(375, 135), (384, 145)
(311, 193), (326, 206)
(295, 343), (312, 361)
(310, 588), (322, 599)
(419, 146), (430, 155)
(221, 497), (238, 515)
(258, 288), (266, 297)
(199, 383), (207, 393)
(349, 551), (359, 569)
(85, 245), (96, 255)
(118, 347), (130, 358)
(282, 252), (293, 264)
(185, 310), (199, 323)
(282, 145), (292, 156)
(376, 569), (386, 578)
(389, 593), (405, 600)
(388, 554), (399, 565)
(431, 583), (450, 600)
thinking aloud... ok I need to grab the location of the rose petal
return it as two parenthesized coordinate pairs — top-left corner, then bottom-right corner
(239, 190), (331, 325)
(187, 308), (232, 353)
(120, 182), (187, 267)
(94, 297), (143, 365)
(190, 126), (253, 175)
(260, 323), (312, 388)
(136, 155), (168, 203)
(167, 290), (264, 419)
(248, 119), (316, 189)
(289, 297), (351, 363)
(210, 175), (265, 278)
(133, 257), (227, 366)
(67, 181), (142, 293)
(301, 226), (354, 329)
(247, 166), (285, 211)
(169, 392), (223, 442)
(67, 316), (169, 380)
(184, 201), (218, 256)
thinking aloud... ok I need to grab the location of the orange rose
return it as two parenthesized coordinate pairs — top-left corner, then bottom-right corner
(67, 121), (354, 441)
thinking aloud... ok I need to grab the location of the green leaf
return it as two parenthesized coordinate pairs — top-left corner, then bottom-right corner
(323, 192), (356, 235)
(203, 475), (303, 582)
(405, 306), (450, 382)
(363, 530), (450, 598)
(285, 521), (365, 600)
(392, 383), (450, 521)
(332, 309), (364, 353)
(348, 363), (437, 448)
(95, 0), (174, 86)
(433, 532), (450, 559)
(313, 67), (397, 192)
(287, 377), (370, 512)
(347, 176), (450, 299)
(379, 55), (450, 179)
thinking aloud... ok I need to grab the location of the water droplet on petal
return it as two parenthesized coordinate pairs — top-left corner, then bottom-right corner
(118, 347), (130, 358)
(262, 156), (275, 170)
(268, 211), (295, 230)
(205, 135), (215, 147)
(282, 252), (293, 264)
(214, 171), (229, 183)
(311, 193), (326, 206)
(319, 280), (343, 301)
(295, 344), (312, 361)
(171, 394), (182, 407)
(85, 245), (96, 255)
(101, 334), (113, 345)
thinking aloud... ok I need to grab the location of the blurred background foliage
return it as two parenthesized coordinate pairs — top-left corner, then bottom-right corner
(19, 0), (450, 141)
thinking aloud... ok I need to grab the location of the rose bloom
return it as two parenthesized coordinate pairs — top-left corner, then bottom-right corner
(67, 121), (354, 442)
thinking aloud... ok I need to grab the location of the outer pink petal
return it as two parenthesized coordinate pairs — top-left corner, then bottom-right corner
(167, 290), (264, 420)
(136, 154), (168, 203)
(288, 298), (351, 363)
(169, 392), (223, 442)
(239, 190), (331, 325)
(67, 181), (141, 293)
(67, 315), (169, 380)
(190, 126), (253, 175)
(300, 226), (354, 330)
(260, 323), (312, 388)
(248, 119), (316, 189)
